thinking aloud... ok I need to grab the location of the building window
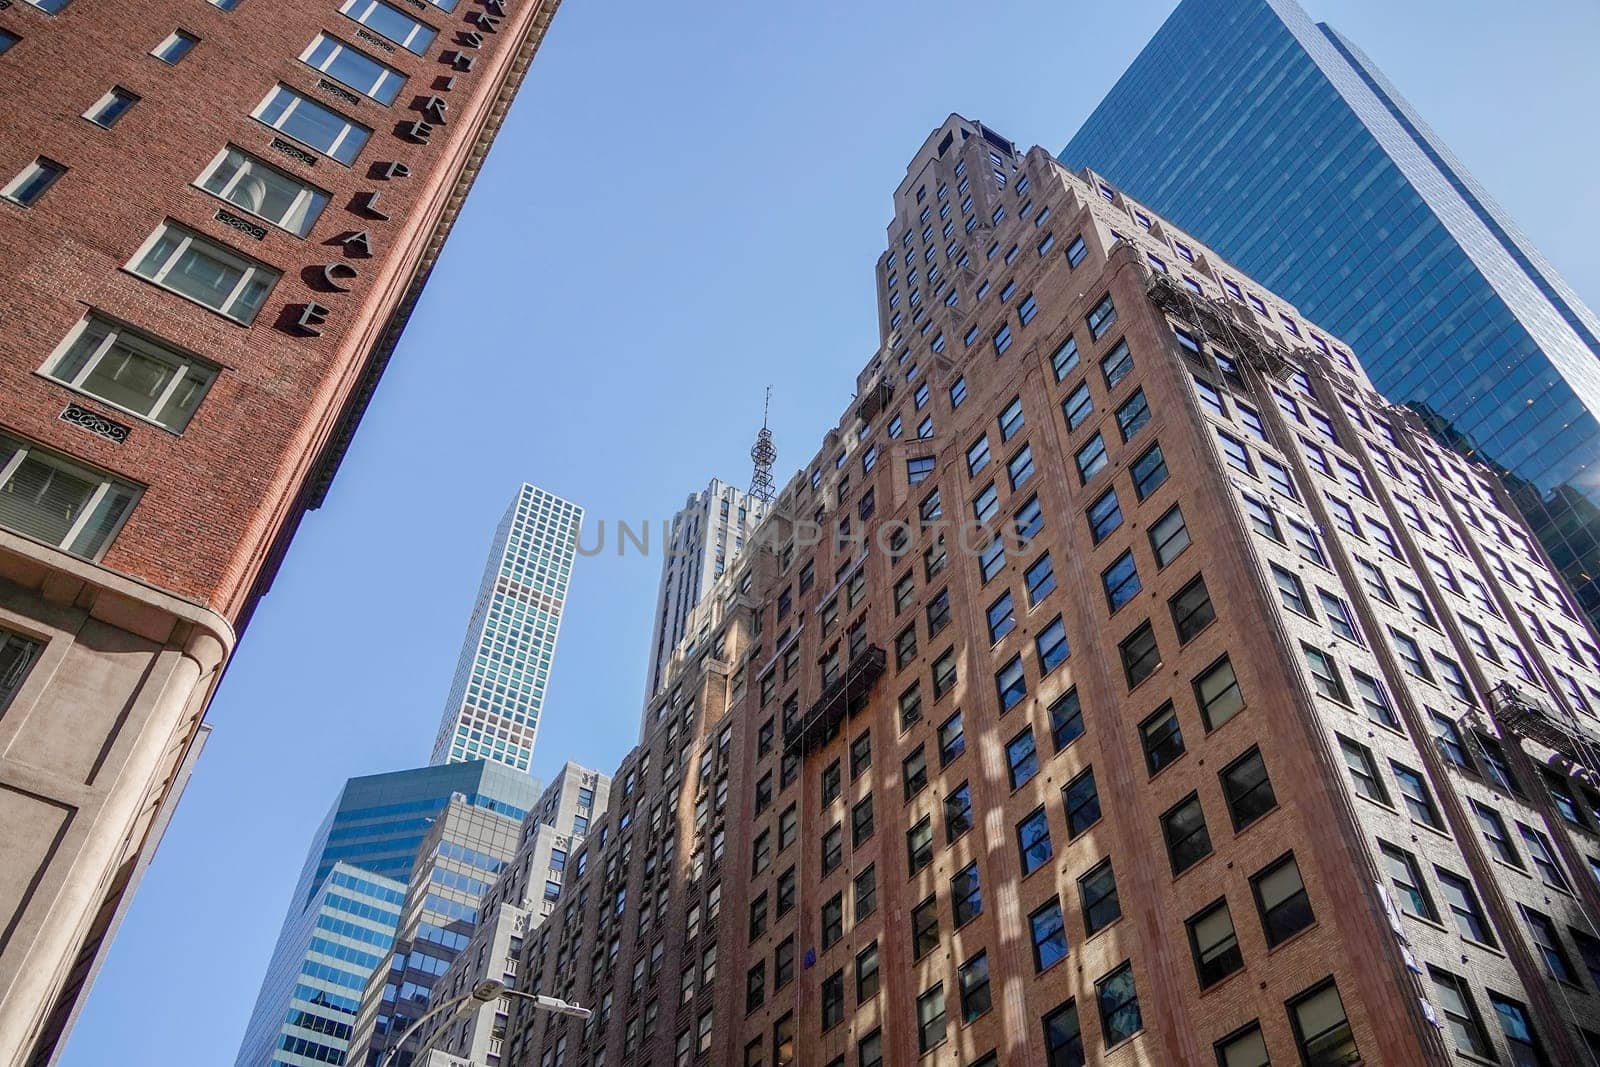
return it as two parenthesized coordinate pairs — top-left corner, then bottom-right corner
(820, 969), (844, 1030)
(150, 28), (199, 63)
(83, 86), (139, 127)
(850, 795), (873, 847)
(1522, 906), (1579, 983)
(1161, 793), (1212, 875)
(300, 32), (405, 103)
(1130, 443), (1169, 499)
(1192, 655), (1242, 730)
(855, 942), (879, 1001)
(1, 628), (42, 715)
(818, 825), (840, 875)
(1052, 336), (1081, 380)
(1095, 963), (1142, 1048)
(901, 745), (928, 799)
(1102, 551), (1141, 612)
(1220, 748), (1276, 830)
(1115, 390), (1151, 441)
(1390, 762), (1442, 828)
(252, 84), (372, 164)
(1026, 552), (1056, 604)
(1288, 979), (1357, 1066)
(1086, 294), (1117, 340)
(932, 648), (958, 699)
(1007, 726), (1040, 789)
(1379, 841), (1437, 921)
(0, 29), (22, 54)
(907, 816), (933, 874)
(2, 157), (66, 206)
(854, 864), (876, 920)
(951, 863), (982, 927)
(0, 432), (141, 560)
(1169, 577), (1215, 642)
(911, 895), (939, 959)
(999, 396), (1025, 440)
(1436, 867), (1494, 946)
(1148, 506), (1189, 566)
(1140, 703), (1185, 774)
(1338, 735), (1386, 803)
(128, 221), (280, 324)
(1100, 340), (1134, 388)
(1077, 431), (1125, 492)
(339, 0), (437, 53)
(1062, 382), (1094, 431)
(907, 456), (935, 485)
(850, 731), (871, 777)
(1471, 801), (1521, 867)
(1049, 688), (1084, 750)
(1489, 993), (1545, 1065)
(1252, 853), (1313, 946)
(1187, 899), (1243, 988)
(1079, 859), (1119, 933)
(1303, 644), (1348, 703)
(916, 983), (947, 1053)
(1017, 807), (1052, 875)
(995, 654), (1026, 710)
(197, 146), (329, 237)
(42, 315), (217, 432)
(1027, 897), (1068, 972)
(1213, 1023), (1269, 1067)
(1036, 616), (1069, 674)
(943, 781), (973, 842)
(1120, 621), (1160, 688)
(938, 711), (965, 765)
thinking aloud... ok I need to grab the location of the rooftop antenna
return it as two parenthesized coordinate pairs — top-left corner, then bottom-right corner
(749, 387), (777, 506)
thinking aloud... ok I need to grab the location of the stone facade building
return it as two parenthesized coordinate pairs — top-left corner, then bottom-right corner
(509, 116), (1600, 1067)
(0, 0), (565, 1061)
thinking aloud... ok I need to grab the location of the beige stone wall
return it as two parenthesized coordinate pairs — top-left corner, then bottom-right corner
(0, 532), (230, 1067)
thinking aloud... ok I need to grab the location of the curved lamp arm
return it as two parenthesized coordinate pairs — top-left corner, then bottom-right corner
(380, 979), (591, 1067)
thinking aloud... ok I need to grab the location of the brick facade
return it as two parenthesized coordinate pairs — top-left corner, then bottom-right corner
(502, 116), (1600, 1067)
(0, 0), (564, 1060)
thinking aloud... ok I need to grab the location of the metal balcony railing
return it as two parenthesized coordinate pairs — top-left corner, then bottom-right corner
(784, 645), (886, 754)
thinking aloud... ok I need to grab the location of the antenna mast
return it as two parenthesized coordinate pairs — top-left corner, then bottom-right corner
(749, 387), (777, 506)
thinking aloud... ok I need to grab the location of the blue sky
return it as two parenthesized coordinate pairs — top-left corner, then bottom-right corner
(60, 1), (1599, 1062)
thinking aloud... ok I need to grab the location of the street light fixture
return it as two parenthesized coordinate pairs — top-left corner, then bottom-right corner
(380, 979), (591, 1067)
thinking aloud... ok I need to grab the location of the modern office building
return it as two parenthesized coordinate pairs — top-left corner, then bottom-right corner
(343, 761), (604, 1067)
(236, 760), (541, 1067)
(0, 0), (568, 1060)
(1060, 0), (1600, 629)
(409, 762), (609, 1067)
(430, 484), (583, 771)
(644, 479), (765, 702)
(506, 117), (1600, 1066)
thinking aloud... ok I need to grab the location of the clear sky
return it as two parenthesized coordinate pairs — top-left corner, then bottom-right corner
(59, 1), (1598, 1062)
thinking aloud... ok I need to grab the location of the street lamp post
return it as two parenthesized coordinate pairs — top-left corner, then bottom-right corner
(379, 979), (591, 1067)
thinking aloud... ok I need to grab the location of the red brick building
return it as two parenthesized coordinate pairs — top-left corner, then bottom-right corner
(506, 117), (1600, 1067)
(0, 0), (563, 1060)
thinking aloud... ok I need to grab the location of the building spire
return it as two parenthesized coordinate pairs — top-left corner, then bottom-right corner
(749, 387), (776, 506)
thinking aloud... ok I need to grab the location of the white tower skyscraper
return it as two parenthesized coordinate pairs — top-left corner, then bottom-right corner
(644, 479), (764, 698)
(430, 483), (582, 770)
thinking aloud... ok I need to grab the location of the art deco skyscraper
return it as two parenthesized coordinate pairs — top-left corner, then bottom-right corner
(506, 117), (1600, 1067)
(430, 483), (582, 771)
(0, 0), (567, 1060)
(644, 479), (765, 703)
(1061, 0), (1600, 627)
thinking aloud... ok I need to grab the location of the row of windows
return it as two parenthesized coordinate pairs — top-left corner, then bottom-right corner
(0, 0), (471, 563)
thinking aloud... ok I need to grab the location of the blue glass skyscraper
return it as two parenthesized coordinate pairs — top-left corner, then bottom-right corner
(1062, 0), (1600, 622)
(235, 760), (539, 1067)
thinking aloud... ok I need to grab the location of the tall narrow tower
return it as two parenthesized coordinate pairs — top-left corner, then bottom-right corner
(429, 484), (582, 771)
(643, 479), (766, 703)
(749, 387), (778, 506)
